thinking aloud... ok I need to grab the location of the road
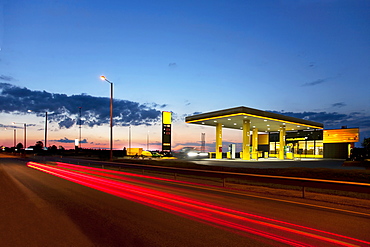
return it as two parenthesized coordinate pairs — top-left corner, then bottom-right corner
(1, 155), (370, 246)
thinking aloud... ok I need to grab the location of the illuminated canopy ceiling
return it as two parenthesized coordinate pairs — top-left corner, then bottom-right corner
(185, 106), (324, 132)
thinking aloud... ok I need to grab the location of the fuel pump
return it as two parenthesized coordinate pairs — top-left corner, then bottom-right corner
(228, 144), (236, 159)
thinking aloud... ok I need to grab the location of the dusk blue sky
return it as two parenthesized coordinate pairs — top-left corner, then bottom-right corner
(1, 0), (369, 150)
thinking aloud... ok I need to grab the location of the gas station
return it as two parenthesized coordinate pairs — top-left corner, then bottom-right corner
(185, 106), (359, 160)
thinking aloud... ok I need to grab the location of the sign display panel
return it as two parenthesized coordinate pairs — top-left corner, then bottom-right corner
(162, 111), (172, 125)
(323, 128), (359, 143)
(162, 111), (172, 152)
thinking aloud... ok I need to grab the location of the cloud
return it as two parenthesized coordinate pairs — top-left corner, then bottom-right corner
(146, 103), (167, 108)
(0, 123), (19, 129)
(58, 117), (75, 129)
(177, 112), (203, 123)
(80, 139), (88, 144)
(332, 102), (346, 108)
(308, 62), (316, 68)
(187, 111), (202, 116)
(0, 83), (162, 128)
(0, 123), (36, 129)
(302, 78), (327, 86)
(0, 75), (15, 81)
(302, 74), (341, 87)
(51, 138), (88, 144)
(50, 137), (75, 143)
(269, 110), (347, 126)
(268, 110), (370, 139)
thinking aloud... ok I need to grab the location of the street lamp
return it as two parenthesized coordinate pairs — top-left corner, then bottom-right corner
(79, 107), (82, 149)
(45, 112), (48, 148)
(100, 75), (114, 161)
(14, 129), (16, 148)
(12, 122), (27, 149)
(129, 125), (131, 152)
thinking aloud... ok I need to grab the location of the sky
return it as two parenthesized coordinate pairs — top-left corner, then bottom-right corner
(1, 0), (369, 151)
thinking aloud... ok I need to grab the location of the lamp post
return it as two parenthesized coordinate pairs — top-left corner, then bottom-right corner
(100, 75), (114, 161)
(14, 129), (16, 148)
(12, 122), (27, 149)
(78, 107), (82, 149)
(129, 125), (131, 152)
(45, 112), (48, 148)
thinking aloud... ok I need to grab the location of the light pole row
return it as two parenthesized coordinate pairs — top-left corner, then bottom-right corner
(8, 77), (114, 159)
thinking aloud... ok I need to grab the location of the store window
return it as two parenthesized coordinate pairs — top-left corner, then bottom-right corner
(269, 142), (276, 154)
(316, 140), (323, 155)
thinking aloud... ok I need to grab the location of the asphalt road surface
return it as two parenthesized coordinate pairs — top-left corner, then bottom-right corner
(1, 155), (369, 247)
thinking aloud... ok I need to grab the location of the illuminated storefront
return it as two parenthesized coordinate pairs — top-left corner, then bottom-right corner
(269, 129), (323, 158)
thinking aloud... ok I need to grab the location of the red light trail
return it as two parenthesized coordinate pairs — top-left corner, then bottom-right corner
(27, 161), (370, 247)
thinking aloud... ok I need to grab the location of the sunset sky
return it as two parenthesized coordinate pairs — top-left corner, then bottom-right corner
(1, 0), (369, 151)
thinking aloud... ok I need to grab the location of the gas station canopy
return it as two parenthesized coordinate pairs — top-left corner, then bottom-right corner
(185, 106), (323, 132)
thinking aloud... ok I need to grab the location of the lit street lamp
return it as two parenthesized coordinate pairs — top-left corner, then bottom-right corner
(100, 75), (114, 161)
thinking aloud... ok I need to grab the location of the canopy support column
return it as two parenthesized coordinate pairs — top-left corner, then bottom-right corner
(242, 120), (250, 160)
(279, 125), (286, 159)
(216, 123), (223, 159)
(252, 128), (259, 160)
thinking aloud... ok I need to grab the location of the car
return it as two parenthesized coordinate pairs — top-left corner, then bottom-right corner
(141, 150), (153, 157)
(176, 147), (208, 159)
(150, 151), (163, 157)
(140, 150), (165, 159)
